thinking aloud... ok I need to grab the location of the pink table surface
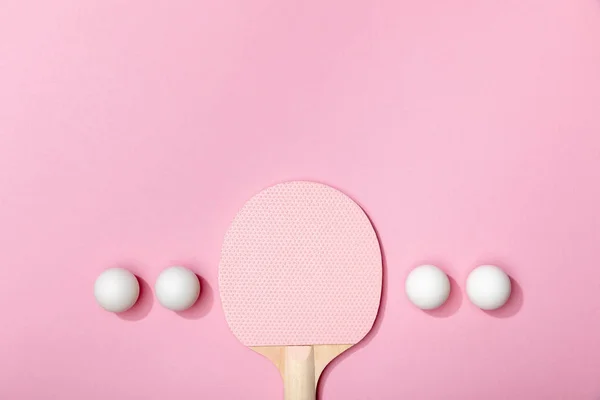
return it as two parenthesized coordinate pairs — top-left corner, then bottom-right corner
(1, 1), (600, 399)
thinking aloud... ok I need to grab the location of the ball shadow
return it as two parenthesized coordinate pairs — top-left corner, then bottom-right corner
(176, 275), (214, 320)
(117, 276), (154, 321)
(424, 275), (463, 318)
(484, 277), (523, 318)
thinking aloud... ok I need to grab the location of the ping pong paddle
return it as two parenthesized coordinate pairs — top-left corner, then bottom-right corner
(219, 181), (382, 400)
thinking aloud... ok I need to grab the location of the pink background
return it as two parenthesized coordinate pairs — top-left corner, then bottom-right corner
(1, 0), (600, 399)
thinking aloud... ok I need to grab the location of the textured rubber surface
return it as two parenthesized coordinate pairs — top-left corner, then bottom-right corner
(219, 181), (382, 346)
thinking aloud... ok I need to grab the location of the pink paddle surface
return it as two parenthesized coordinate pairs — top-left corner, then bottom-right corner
(219, 181), (382, 347)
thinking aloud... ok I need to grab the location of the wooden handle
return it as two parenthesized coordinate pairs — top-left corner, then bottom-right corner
(283, 346), (316, 400)
(251, 344), (352, 400)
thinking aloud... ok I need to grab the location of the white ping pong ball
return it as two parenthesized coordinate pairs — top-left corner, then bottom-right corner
(94, 268), (140, 313)
(405, 264), (451, 310)
(466, 265), (511, 310)
(155, 266), (201, 311)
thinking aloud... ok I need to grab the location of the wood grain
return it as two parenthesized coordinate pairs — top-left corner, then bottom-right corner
(251, 344), (352, 400)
